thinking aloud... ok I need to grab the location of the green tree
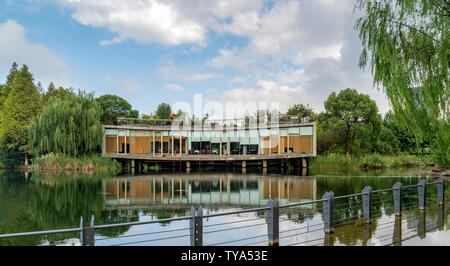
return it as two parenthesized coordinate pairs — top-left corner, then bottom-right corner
(95, 94), (139, 125)
(155, 103), (172, 119)
(0, 65), (42, 164)
(0, 62), (19, 106)
(41, 82), (73, 105)
(383, 111), (419, 153)
(324, 88), (381, 156)
(286, 104), (315, 119)
(355, 0), (449, 165)
(28, 91), (102, 156)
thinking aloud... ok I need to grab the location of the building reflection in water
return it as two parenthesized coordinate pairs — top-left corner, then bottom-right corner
(103, 174), (317, 211)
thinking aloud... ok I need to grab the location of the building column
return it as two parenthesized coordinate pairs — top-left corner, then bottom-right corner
(102, 131), (106, 155)
(171, 134), (174, 156)
(160, 131), (163, 156)
(116, 130), (119, 154)
(227, 137), (230, 155)
(219, 137), (222, 156)
(262, 160), (267, 169)
(269, 134), (272, 155)
(153, 131), (155, 156)
(124, 130), (127, 154)
(180, 136), (182, 156)
(287, 130), (290, 155)
(302, 158), (308, 168)
(131, 160), (135, 175)
(278, 128), (281, 154)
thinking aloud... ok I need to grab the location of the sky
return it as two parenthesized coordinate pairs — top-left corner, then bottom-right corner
(0, 0), (392, 118)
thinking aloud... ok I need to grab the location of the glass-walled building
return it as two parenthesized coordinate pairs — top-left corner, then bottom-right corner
(102, 122), (316, 158)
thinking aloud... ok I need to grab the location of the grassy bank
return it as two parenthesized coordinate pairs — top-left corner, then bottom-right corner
(30, 153), (121, 171)
(310, 153), (435, 172)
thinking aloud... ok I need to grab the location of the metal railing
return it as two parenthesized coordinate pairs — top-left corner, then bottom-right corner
(116, 115), (310, 127)
(0, 178), (446, 246)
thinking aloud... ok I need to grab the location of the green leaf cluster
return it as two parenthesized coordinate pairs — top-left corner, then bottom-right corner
(355, 0), (449, 165)
(27, 91), (102, 156)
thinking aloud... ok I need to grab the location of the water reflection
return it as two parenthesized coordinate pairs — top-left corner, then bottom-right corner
(0, 169), (448, 246)
(104, 174), (317, 211)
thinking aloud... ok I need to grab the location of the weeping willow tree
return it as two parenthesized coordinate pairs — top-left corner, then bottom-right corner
(28, 91), (102, 156)
(355, 0), (449, 166)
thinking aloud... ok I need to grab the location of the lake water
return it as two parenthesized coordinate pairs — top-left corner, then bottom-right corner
(0, 167), (448, 246)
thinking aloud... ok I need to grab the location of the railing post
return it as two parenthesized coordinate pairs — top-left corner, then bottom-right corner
(190, 207), (203, 246)
(437, 178), (445, 205)
(80, 215), (95, 246)
(362, 186), (372, 223)
(418, 179), (426, 210)
(393, 182), (403, 215)
(322, 191), (334, 234)
(266, 199), (279, 246)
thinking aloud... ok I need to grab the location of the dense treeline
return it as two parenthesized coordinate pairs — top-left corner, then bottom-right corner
(0, 63), (136, 169)
(0, 62), (445, 169)
(286, 89), (425, 158)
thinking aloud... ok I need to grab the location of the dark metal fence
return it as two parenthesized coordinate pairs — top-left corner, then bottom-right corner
(0, 178), (446, 246)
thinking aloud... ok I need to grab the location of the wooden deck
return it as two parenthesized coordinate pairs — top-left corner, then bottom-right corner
(103, 152), (314, 162)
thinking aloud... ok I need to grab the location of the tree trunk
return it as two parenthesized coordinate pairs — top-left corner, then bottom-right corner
(24, 153), (28, 166)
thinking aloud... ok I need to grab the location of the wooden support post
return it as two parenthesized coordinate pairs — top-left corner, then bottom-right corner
(302, 158), (307, 168)
(116, 130), (119, 154)
(262, 160), (267, 169)
(180, 136), (182, 156)
(219, 137), (222, 156)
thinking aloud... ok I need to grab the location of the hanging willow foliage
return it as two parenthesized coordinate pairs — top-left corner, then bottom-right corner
(355, 0), (449, 165)
(27, 91), (102, 157)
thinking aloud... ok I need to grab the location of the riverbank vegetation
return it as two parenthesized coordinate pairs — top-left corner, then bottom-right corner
(29, 153), (121, 172)
(310, 153), (434, 172)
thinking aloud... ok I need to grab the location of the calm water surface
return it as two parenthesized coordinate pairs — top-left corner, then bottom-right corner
(0, 167), (448, 246)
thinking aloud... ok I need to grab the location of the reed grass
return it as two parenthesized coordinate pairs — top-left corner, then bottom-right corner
(30, 153), (121, 171)
(310, 153), (434, 171)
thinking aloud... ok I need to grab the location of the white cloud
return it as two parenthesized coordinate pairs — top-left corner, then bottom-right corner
(105, 75), (142, 91)
(166, 83), (184, 92)
(218, 80), (305, 114)
(58, 0), (264, 46)
(0, 20), (70, 87)
(230, 76), (246, 83)
(160, 62), (220, 81)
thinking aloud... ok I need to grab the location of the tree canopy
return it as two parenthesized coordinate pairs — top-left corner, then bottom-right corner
(323, 88), (382, 156)
(355, 0), (449, 165)
(286, 104), (315, 119)
(0, 65), (42, 154)
(95, 94), (139, 125)
(28, 91), (102, 156)
(155, 103), (172, 119)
